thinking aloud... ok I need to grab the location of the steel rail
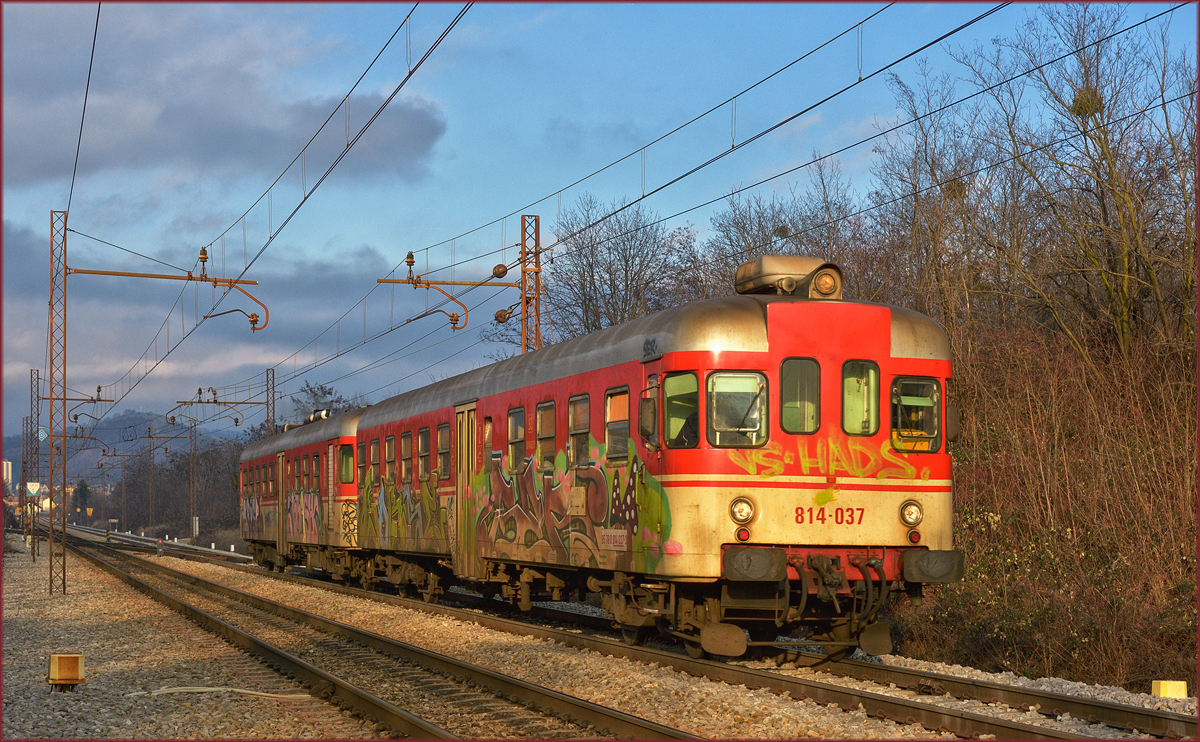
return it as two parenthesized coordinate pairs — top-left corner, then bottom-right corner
(72, 540), (696, 741)
(69, 542), (453, 739)
(786, 653), (1197, 740)
(177, 560), (1093, 739)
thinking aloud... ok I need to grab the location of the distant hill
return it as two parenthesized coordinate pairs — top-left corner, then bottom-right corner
(3, 408), (242, 483)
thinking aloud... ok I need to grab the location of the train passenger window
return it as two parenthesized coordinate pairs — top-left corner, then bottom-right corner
(482, 418), (493, 474)
(357, 442), (366, 489)
(339, 444), (355, 484)
(294, 457), (301, 491)
(268, 463), (274, 496)
(707, 372), (768, 448)
(663, 373), (699, 449)
(401, 432), (412, 483)
(842, 360), (880, 436)
(507, 408), (526, 470)
(254, 466), (260, 496)
(384, 436), (395, 482)
(302, 455), (310, 489)
(312, 453), (321, 491)
(418, 427), (431, 481)
(891, 377), (941, 452)
(437, 424), (451, 480)
(605, 389), (630, 458)
(567, 396), (589, 468)
(369, 439), (380, 490)
(536, 402), (556, 471)
(781, 358), (820, 434)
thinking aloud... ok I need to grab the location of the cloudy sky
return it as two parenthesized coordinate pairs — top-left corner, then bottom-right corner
(4, 2), (1194, 445)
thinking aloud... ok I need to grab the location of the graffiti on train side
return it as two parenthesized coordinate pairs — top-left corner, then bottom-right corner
(285, 489), (322, 543)
(727, 437), (933, 480)
(348, 467), (448, 551)
(463, 436), (673, 574)
(239, 495), (262, 540)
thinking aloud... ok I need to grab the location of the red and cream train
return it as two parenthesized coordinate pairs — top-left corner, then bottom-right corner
(240, 256), (963, 657)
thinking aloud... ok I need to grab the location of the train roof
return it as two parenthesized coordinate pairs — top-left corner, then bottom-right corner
(356, 294), (950, 431)
(242, 407), (364, 462)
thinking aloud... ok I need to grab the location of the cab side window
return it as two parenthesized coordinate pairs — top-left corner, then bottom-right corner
(891, 377), (941, 452)
(842, 360), (880, 436)
(707, 371), (768, 447)
(663, 372), (699, 448)
(780, 358), (820, 434)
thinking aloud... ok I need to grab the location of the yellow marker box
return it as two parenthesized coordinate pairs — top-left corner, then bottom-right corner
(1151, 680), (1188, 699)
(48, 654), (85, 687)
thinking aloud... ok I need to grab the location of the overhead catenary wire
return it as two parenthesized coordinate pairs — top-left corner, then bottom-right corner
(260, 5), (1191, 422)
(68, 4), (469, 443)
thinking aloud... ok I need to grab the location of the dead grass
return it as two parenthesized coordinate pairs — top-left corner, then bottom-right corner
(888, 331), (1197, 693)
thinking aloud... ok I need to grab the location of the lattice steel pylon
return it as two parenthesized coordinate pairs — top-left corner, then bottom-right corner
(265, 368), (276, 436)
(20, 415), (29, 531)
(519, 215), (542, 354)
(29, 370), (41, 560)
(48, 211), (67, 594)
(188, 421), (197, 538)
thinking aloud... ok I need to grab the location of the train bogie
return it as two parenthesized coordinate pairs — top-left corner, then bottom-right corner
(240, 256), (963, 658)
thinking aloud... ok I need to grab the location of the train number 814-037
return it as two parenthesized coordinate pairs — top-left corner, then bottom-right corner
(795, 506), (865, 525)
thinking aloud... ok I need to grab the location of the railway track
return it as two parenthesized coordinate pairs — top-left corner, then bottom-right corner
(68, 538), (695, 740)
(169, 552), (1192, 740)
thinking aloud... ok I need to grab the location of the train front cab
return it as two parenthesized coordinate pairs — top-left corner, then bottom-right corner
(647, 299), (962, 657)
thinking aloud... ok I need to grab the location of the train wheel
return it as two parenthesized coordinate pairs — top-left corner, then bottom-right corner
(619, 623), (648, 646)
(684, 640), (707, 660)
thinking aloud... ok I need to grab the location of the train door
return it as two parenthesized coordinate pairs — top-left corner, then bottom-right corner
(453, 402), (477, 579)
(326, 443), (336, 546)
(275, 451), (287, 561)
(639, 357), (664, 480)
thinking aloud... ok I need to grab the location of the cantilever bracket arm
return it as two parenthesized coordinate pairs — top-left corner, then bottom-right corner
(377, 274), (468, 331)
(66, 266), (268, 332)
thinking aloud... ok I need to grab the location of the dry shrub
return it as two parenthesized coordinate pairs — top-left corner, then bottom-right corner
(889, 330), (1196, 693)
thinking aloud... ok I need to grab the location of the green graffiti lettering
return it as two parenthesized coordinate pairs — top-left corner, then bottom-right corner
(877, 439), (917, 479)
(796, 439), (823, 474)
(847, 438), (881, 477)
(728, 449), (759, 475)
(826, 439), (853, 476)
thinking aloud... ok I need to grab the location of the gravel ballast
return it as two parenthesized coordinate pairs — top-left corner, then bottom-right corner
(2, 538), (377, 739)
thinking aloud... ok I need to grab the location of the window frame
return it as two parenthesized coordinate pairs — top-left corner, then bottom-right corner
(663, 371), (700, 449)
(890, 375), (942, 453)
(705, 370), (769, 448)
(302, 453), (310, 489)
(418, 427), (431, 481)
(339, 444), (355, 484)
(536, 401), (556, 471)
(841, 359), (881, 437)
(780, 357), (821, 435)
(357, 441), (366, 489)
(567, 395), (590, 469)
(437, 423), (451, 480)
(384, 435), (395, 482)
(401, 431), (412, 484)
(605, 387), (631, 459)
(312, 453), (321, 491)
(369, 438), (380, 490)
(507, 407), (526, 471)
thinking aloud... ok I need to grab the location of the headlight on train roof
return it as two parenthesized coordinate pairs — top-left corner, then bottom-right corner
(729, 498), (755, 524)
(900, 501), (923, 527)
(813, 270), (838, 295)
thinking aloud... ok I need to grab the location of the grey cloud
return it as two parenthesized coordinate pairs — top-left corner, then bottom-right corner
(3, 5), (446, 186)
